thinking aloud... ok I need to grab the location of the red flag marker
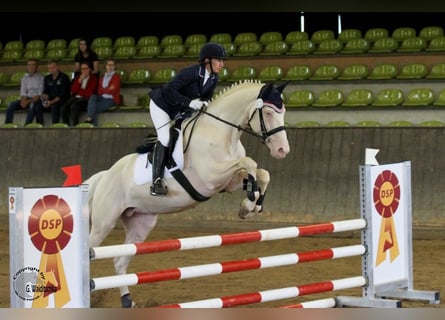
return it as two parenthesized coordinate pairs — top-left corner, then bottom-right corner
(61, 165), (82, 186)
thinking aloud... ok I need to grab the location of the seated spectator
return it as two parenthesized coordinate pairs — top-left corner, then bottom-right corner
(4, 59), (44, 125)
(85, 59), (122, 126)
(61, 62), (98, 126)
(74, 38), (99, 77)
(35, 60), (71, 125)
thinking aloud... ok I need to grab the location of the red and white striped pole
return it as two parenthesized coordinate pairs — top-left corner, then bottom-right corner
(90, 244), (365, 291)
(157, 276), (366, 308)
(90, 218), (366, 260)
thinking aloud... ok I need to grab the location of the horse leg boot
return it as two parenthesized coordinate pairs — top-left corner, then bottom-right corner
(150, 141), (168, 196)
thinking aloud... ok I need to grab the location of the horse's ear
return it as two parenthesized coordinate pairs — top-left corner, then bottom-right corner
(258, 82), (273, 99)
(276, 81), (289, 94)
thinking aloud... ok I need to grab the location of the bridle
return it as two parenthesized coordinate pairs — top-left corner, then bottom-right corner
(181, 98), (286, 153)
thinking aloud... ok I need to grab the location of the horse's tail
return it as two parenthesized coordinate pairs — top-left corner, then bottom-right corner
(83, 170), (107, 214)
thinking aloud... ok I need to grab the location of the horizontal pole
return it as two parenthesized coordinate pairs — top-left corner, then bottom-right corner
(90, 218), (366, 260)
(90, 244), (365, 291)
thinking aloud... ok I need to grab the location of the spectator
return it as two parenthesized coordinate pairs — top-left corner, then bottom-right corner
(35, 60), (71, 125)
(4, 59), (44, 125)
(60, 62), (98, 126)
(85, 59), (121, 126)
(74, 38), (99, 76)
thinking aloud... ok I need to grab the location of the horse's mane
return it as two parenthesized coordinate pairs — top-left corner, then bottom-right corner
(209, 80), (264, 106)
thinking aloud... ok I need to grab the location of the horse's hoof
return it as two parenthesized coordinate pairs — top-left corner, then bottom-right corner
(239, 210), (255, 219)
(121, 293), (134, 308)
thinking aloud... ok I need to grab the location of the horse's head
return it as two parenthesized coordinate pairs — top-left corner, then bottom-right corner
(250, 82), (290, 159)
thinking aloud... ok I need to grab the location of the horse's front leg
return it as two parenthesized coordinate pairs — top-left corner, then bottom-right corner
(239, 168), (270, 219)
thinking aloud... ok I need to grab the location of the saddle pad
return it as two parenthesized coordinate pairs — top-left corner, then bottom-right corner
(133, 129), (184, 185)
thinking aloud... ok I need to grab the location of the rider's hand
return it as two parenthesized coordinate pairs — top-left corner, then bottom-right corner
(189, 98), (204, 110)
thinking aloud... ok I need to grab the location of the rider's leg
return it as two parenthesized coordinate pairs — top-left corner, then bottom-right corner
(150, 141), (168, 196)
(148, 101), (171, 196)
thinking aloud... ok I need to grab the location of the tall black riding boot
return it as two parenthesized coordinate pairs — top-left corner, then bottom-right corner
(150, 141), (168, 196)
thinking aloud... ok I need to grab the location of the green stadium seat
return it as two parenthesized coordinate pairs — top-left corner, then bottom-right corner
(184, 34), (207, 48)
(387, 120), (413, 127)
(364, 28), (389, 44)
(233, 41), (261, 56)
(95, 46), (113, 60)
(227, 66), (256, 82)
(158, 44), (185, 58)
(285, 90), (315, 107)
(19, 49), (45, 62)
(367, 37), (399, 53)
(313, 39), (343, 54)
(295, 121), (320, 128)
(220, 42), (236, 56)
(50, 123), (70, 128)
(310, 29), (335, 45)
(425, 36), (445, 52)
(1, 50), (22, 63)
(91, 37), (113, 49)
(24, 40), (45, 51)
(354, 120), (381, 127)
(396, 63), (428, 79)
(67, 38), (80, 49)
(433, 89), (445, 107)
(113, 46), (136, 60)
(309, 64), (340, 80)
(339, 38), (370, 54)
(367, 63), (398, 80)
(62, 48), (77, 61)
(46, 39), (67, 50)
(150, 68), (177, 85)
(259, 31), (283, 47)
(326, 121), (350, 127)
(282, 64), (312, 81)
(419, 26), (444, 42)
(256, 65), (283, 82)
(342, 89), (374, 107)
(122, 68), (151, 85)
(418, 120), (445, 127)
(218, 67), (229, 82)
(113, 36), (136, 49)
(427, 63), (445, 79)
(24, 123), (44, 128)
(259, 41), (288, 55)
(391, 27), (417, 43)
(183, 43), (203, 58)
(4, 40), (24, 51)
(209, 33), (233, 44)
(372, 89), (404, 107)
(233, 32), (258, 47)
(45, 48), (67, 61)
(134, 45), (161, 59)
(0, 71), (8, 86)
(312, 89), (344, 107)
(160, 35), (183, 48)
(338, 64), (369, 80)
(4, 71), (26, 87)
(136, 36), (159, 48)
(285, 40), (315, 55)
(337, 29), (362, 44)
(396, 37), (427, 53)
(402, 88), (434, 107)
(284, 31), (309, 44)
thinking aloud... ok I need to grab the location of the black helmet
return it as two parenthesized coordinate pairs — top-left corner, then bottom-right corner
(199, 42), (227, 62)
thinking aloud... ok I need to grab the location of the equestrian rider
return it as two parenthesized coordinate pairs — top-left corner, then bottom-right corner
(148, 42), (227, 196)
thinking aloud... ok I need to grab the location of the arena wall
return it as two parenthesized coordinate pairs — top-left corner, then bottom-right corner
(1, 127), (444, 237)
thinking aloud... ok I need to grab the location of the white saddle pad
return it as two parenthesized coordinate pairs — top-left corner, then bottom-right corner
(133, 129), (184, 185)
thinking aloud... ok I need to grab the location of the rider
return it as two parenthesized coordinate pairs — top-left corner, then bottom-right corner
(148, 42), (228, 196)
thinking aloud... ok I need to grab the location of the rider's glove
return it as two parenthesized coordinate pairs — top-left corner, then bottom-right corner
(189, 98), (205, 110)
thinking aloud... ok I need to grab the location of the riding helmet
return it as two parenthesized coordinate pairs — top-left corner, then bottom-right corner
(199, 42), (227, 62)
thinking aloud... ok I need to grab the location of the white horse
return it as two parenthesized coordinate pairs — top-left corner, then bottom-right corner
(85, 80), (290, 307)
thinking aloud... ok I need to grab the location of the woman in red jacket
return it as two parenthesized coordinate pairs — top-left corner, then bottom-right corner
(61, 62), (98, 126)
(84, 59), (122, 126)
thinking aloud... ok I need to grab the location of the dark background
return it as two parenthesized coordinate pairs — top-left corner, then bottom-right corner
(1, 0), (445, 44)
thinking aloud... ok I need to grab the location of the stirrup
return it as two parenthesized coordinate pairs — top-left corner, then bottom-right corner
(150, 178), (168, 196)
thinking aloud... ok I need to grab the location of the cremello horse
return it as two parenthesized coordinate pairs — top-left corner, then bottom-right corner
(85, 80), (290, 307)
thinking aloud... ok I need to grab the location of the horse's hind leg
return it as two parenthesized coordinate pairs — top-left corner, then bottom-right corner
(115, 211), (158, 308)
